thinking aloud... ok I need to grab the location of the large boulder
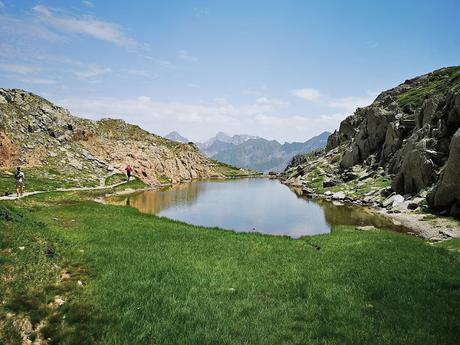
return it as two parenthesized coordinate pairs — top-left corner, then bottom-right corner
(429, 128), (460, 218)
(340, 142), (361, 168)
(340, 107), (391, 168)
(392, 138), (437, 195)
(355, 107), (391, 161)
(382, 194), (404, 207)
(415, 97), (438, 129)
(446, 91), (460, 133)
(325, 130), (340, 151)
(381, 122), (402, 162)
(338, 115), (359, 141)
(325, 115), (358, 151)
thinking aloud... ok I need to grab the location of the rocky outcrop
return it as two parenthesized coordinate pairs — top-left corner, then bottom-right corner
(284, 66), (460, 219)
(429, 128), (460, 218)
(0, 88), (243, 185)
(391, 133), (438, 193)
(0, 131), (18, 166)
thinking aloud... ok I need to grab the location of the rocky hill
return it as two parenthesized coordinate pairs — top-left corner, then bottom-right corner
(282, 66), (460, 220)
(0, 89), (251, 189)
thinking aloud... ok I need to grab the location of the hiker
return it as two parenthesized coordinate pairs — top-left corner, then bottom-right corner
(125, 165), (133, 182)
(15, 167), (25, 197)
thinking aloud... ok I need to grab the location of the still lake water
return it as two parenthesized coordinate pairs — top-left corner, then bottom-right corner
(108, 178), (403, 238)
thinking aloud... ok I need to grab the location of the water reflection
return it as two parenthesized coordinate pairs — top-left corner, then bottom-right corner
(108, 178), (403, 238)
(117, 182), (203, 214)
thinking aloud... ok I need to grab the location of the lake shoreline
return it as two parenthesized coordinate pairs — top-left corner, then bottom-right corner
(94, 175), (267, 202)
(95, 175), (460, 241)
(281, 180), (460, 241)
(102, 177), (426, 238)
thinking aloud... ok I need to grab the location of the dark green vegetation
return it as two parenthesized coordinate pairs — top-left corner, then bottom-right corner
(1, 190), (459, 344)
(397, 66), (460, 109)
(437, 238), (460, 253)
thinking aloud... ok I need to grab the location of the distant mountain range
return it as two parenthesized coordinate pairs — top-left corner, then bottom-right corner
(165, 130), (331, 172)
(165, 131), (189, 143)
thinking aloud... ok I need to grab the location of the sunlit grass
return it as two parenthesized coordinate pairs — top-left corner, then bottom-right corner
(1, 195), (459, 344)
(0, 168), (99, 196)
(104, 173), (127, 186)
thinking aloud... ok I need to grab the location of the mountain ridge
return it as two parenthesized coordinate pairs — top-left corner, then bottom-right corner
(165, 130), (331, 172)
(165, 131), (189, 143)
(212, 131), (331, 172)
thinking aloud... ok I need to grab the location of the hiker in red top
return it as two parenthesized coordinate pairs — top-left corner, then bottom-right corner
(125, 165), (133, 182)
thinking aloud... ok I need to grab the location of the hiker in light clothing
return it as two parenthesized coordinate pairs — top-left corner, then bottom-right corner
(15, 167), (25, 197)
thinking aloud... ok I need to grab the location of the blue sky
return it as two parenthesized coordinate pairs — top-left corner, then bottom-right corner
(0, 0), (459, 142)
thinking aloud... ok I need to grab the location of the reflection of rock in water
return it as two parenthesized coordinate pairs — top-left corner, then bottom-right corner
(319, 199), (405, 231)
(122, 182), (203, 214)
(294, 193), (403, 232)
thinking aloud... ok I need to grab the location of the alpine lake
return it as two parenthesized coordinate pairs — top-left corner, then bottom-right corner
(106, 178), (407, 238)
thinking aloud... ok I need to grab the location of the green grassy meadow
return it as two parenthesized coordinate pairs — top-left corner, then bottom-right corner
(0, 191), (459, 345)
(0, 168), (100, 196)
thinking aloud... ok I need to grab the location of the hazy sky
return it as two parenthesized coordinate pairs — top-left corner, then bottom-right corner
(0, 1), (459, 143)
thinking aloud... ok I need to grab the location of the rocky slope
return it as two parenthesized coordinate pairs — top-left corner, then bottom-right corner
(282, 66), (460, 221)
(0, 89), (250, 188)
